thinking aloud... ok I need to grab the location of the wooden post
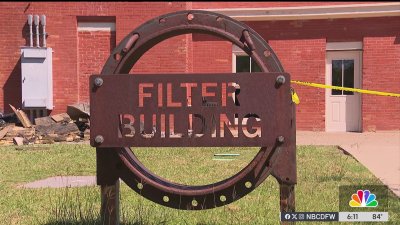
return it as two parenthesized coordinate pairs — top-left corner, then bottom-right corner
(279, 183), (295, 225)
(97, 148), (121, 225)
(100, 181), (120, 225)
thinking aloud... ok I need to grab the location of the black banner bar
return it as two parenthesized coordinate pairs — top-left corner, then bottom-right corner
(280, 212), (339, 222)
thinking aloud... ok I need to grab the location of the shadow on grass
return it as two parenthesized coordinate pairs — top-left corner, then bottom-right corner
(44, 221), (216, 225)
(44, 219), (139, 225)
(44, 186), (170, 225)
(44, 210), (167, 225)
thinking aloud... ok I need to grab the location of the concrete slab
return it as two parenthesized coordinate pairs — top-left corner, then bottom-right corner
(297, 131), (400, 197)
(20, 176), (96, 189)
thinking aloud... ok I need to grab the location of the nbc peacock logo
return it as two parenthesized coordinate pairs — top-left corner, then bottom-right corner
(349, 190), (378, 207)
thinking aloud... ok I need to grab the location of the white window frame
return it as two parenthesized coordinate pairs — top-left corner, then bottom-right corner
(232, 44), (245, 72)
(326, 42), (363, 51)
(77, 22), (116, 32)
(232, 44), (262, 73)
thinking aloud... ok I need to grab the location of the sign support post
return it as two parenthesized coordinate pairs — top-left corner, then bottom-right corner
(280, 183), (296, 225)
(100, 182), (120, 225)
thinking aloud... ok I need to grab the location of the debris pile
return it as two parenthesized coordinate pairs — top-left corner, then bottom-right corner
(0, 103), (90, 146)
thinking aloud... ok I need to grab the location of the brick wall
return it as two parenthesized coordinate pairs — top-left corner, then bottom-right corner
(242, 17), (400, 131)
(131, 35), (189, 74)
(192, 34), (232, 73)
(363, 36), (400, 131)
(269, 39), (326, 131)
(78, 30), (116, 103)
(188, 17), (399, 131)
(0, 2), (398, 131)
(0, 2), (186, 114)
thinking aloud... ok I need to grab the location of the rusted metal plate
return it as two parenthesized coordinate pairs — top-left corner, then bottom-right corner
(90, 73), (291, 148)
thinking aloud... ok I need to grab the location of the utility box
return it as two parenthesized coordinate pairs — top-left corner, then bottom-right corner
(20, 47), (53, 110)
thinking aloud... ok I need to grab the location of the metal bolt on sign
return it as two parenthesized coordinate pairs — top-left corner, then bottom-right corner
(90, 10), (296, 225)
(277, 135), (285, 143)
(94, 77), (103, 87)
(276, 75), (286, 86)
(94, 135), (104, 144)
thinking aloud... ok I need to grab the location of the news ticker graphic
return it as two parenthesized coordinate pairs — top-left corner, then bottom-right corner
(339, 212), (388, 222)
(280, 212), (337, 222)
(280, 212), (389, 222)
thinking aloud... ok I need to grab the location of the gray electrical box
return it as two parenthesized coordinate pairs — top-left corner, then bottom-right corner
(20, 47), (53, 110)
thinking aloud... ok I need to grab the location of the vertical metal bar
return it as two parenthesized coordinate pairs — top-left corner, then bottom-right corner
(27, 15), (33, 47)
(100, 181), (120, 225)
(34, 15), (40, 47)
(42, 24), (46, 47)
(279, 183), (295, 225)
(29, 25), (33, 47)
(41, 15), (46, 48)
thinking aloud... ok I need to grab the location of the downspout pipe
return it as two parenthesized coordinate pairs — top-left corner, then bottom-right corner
(41, 15), (46, 48)
(34, 15), (39, 47)
(27, 15), (33, 47)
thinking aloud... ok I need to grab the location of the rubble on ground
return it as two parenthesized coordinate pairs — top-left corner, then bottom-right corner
(0, 104), (90, 146)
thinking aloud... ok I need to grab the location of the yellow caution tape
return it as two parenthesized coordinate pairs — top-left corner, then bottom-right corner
(292, 92), (300, 104)
(291, 88), (300, 105)
(291, 80), (400, 98)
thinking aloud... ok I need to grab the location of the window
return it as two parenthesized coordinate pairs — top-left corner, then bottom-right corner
(235, 55), (261, 73)
(331, 59), (354, 95)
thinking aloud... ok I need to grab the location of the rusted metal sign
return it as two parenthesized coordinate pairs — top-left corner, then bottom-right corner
(92, 10), (296, 225)
(90, 73), (291, 147)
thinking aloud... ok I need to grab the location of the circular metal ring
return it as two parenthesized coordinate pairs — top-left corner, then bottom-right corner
(100, 10), (284, 210)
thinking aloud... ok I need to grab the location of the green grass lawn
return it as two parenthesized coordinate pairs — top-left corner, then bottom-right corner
(0, 144), (398, 224)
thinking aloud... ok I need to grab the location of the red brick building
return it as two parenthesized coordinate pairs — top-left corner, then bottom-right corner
(0, 2), (399, 132)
